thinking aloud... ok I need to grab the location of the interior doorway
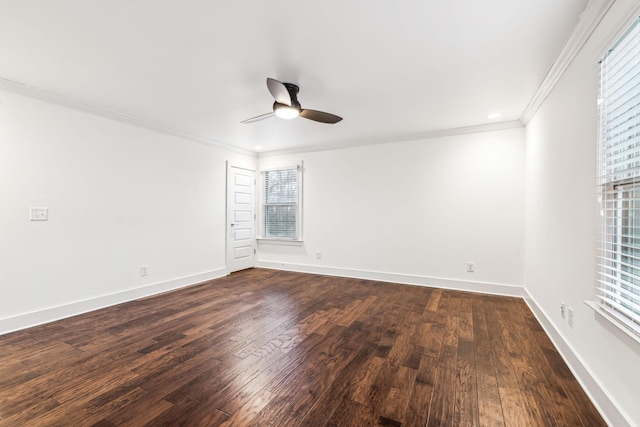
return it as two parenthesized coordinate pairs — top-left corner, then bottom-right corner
(226, 163), (256, 273)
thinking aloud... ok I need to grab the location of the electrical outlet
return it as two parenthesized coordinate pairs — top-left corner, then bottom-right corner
(316, 251), (321, 259)
(140, 265), (148, 276)
(466, 262), (474, 273)
(568, 308), (574, 327)
(561, 301), (566, 319)
(29, 207), (49, 221)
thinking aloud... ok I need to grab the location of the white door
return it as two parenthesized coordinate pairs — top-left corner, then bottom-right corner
(227, 164), (256, 273)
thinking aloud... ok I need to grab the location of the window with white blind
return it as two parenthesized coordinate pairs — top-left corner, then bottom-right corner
(261, 166), (301, 240)
(597, 17), (640, 336)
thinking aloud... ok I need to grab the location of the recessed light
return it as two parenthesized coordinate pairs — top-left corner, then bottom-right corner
(254, 145), (263, 150)
(486, 112), (502, 119)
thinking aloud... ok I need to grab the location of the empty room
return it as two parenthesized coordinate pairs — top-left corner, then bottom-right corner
(1, 0), (639, 426)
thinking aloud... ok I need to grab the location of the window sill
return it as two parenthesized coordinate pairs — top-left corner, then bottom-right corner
(256, 238), (304, 246)
(584, 300), (640, 345)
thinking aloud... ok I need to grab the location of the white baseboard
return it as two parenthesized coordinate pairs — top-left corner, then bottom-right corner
(523, 290), (631, 427)
(257, 261), (526, 297)
(0, 268), (228, 335)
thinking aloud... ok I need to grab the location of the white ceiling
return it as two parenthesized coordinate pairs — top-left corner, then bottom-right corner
(0, 0), (588, 153)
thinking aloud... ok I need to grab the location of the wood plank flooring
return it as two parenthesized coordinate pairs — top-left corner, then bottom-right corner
(0, 269), (606, 426)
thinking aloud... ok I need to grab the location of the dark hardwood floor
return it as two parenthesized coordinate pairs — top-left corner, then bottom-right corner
(0, 268), (606, 426)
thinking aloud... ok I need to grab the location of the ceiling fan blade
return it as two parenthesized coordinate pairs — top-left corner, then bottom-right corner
(241, 112), (274, 124)
(300, 109), (343, 124)
(267, 78), (292, 106)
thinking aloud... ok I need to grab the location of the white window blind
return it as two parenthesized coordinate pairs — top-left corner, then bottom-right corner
(262, 166), (300, 240)
(597, 17), (640, 335)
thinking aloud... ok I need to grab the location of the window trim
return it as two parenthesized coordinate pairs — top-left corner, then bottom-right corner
(585, 301), (640, 345)
(259, 163), (303, 242)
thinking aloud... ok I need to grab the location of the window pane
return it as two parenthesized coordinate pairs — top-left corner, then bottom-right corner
(619, 186), (640, 315)
(265, 169), (298, 204)
(264, 205), (298, 238)
(598, 17), (640, 332)
(263, 167), (299, 240)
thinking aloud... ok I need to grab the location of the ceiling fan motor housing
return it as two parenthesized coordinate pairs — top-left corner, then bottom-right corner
(283, 82), (300, 96)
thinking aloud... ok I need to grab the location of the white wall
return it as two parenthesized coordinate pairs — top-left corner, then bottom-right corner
(0, 90), (256, 333)
(258, 127), (526, 295)
(524, 1), (640, 425)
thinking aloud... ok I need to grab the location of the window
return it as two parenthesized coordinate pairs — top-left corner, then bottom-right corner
(597, 17), (640, 335)
(261, 166), (301, 240)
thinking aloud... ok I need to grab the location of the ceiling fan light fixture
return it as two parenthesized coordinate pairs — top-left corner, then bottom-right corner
(242, 78), (342, 124)
(274, 103), (300, 119)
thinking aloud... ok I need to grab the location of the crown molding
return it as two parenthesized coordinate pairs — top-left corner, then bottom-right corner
(520, 0), (615, 125)
(0, 77), (256, 157)
(258, 120), (523, 157)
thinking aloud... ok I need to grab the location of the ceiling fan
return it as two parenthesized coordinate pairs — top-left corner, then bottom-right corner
(241, 78), (343, 124)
